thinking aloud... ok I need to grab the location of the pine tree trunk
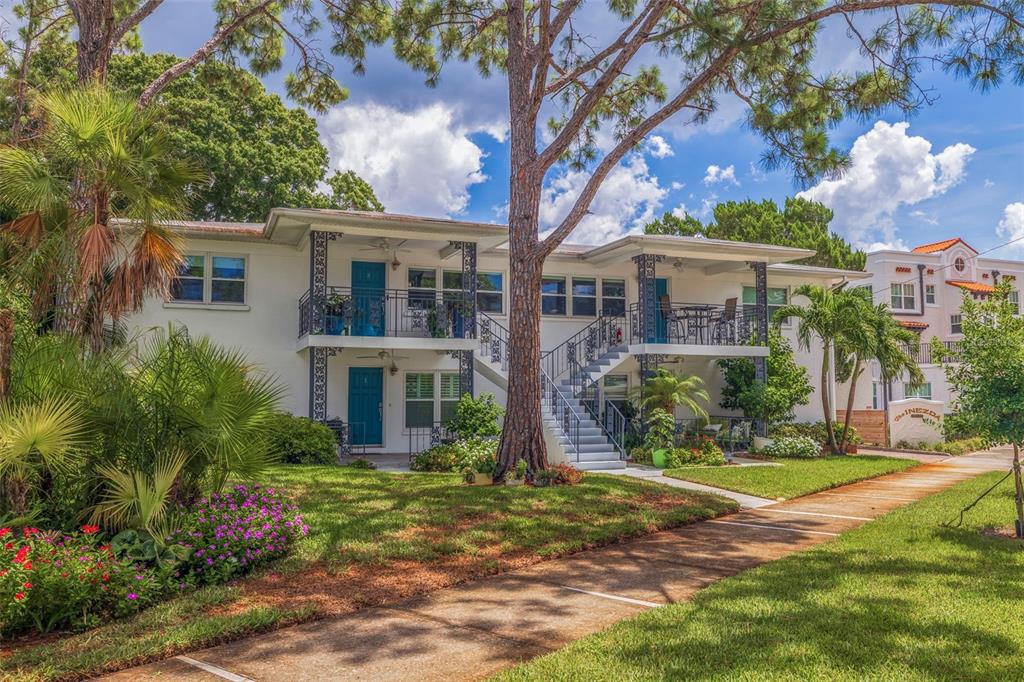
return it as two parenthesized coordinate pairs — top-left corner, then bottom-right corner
(494, 0), (548, 481)
(1013, 442), (1024, 539)
(0, 308), (13, 401)
(72, 0), (115, 84)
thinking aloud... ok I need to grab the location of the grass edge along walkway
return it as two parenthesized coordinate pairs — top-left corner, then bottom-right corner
(80, 453), (1009, 682)
(0, 470), (736, 682)
(495, 467), (1024, 681)
(663, 454), (917, 500)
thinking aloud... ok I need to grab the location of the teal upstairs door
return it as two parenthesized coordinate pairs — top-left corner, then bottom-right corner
(653, 277), (669, 343)
(351, 261), (386, 336)
(348, 367), (383, 446)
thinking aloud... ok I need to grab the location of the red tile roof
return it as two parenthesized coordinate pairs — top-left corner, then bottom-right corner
(897, 320), (929, 330)
(947, 280), (996, 294)
(912, 237), (977, 254)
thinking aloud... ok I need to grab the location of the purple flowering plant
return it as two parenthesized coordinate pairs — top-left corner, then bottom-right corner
(170, 484), (308, 584)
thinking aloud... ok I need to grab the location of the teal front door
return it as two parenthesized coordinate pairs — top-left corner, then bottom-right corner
(348, 367), (383, 446)
(654, 278), (669, 343)
(352, 261), (386, 336)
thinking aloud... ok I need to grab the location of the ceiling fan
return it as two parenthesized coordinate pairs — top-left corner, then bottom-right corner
(354, 349), (410, 375)
(358, 238), (412, 270)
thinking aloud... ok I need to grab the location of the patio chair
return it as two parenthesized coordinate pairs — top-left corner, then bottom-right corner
(711, 297), (738, 344)
(716, 420), (752, 452)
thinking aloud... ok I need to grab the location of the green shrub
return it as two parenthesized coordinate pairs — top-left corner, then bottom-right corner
(643, 408), (676, 452)
(942, 412), (985, 441)
(343, 458), (376, 469)
(771, 421), (860, 447)
(534, 463), (584, 486)
(447, 393), (504, 439)
(266, 412), (338, 465)
(895, 437), (988, 456)
(669, 435), (727, 466)
(411, 437), (498, 473)
(763, 436), (821, 458)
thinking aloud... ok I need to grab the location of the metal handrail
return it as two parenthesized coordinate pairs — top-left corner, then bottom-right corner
(627, 301), (761, 346)
(903, 340), (962, 364)
(602, 398), (628, 460)
(476, 311), (511, 372)
(541, 364), (583, 464)
(407, 422), (458, 459)
(543, 313), (627, 381)
(299, 286), (474, 339)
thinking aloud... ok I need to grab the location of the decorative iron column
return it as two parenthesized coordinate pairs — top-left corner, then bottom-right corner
(455, 241), (478, 338)
(308, 230), (337, 335)
(458, 349), (474, 398)
(749, 260), (769, 437)
(308, 346), (338, 422)
(632, 253), (664, 344)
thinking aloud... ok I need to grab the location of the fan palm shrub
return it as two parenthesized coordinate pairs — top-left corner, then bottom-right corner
(0, 397), (87, 516)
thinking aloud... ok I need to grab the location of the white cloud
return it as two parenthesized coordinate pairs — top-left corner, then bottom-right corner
(671, 204), (690, 218)
(670, 181), (685, 191)
(646, 135), (674, 159)
(703, 164), (739, 186)
(997, 202), (1024, 251)
(984, 178), (995, 188)
(539, 155), (668, 244)
(909, 210), (938, 225)
(698, 193), (718, 218)
(798, 121), (976, 248)
(320, 102), (494, 216)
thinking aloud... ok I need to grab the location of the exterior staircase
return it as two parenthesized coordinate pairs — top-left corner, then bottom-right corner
(475, 314), (629, 470)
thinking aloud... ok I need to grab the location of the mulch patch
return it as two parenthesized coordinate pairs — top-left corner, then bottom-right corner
(981, 526), (1024, 543)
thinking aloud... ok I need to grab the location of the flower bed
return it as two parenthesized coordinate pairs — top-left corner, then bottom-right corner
(170, 484), (309, 585)
(1, 526), (166, 637)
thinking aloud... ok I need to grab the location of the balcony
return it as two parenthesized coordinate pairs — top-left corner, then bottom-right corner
(628, 301), (762, 346)
(903, 340), (962, 365)
(299, 286), (475, 341)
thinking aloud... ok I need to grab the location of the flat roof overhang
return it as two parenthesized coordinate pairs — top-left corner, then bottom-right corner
(580, 235), (815, 270)
(265, 208), (509, 251)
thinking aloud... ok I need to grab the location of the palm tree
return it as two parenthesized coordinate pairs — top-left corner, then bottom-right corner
(0, 86), (205, 352)
(633, 369), (710, 420)
(773, 284), (867, 455)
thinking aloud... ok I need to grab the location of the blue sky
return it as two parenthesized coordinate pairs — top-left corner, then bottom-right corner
(136, 2), (1024, 257)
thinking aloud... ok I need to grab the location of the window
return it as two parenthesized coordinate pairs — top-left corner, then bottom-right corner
(742, 286), (789, 323)
(405, 372), (461, 429)
(602, 279), (626, 316)
(439, 372), (461, 424)
(872, 382), (880, 410)
(954, 257), (966, 273)
(925, 284), (936, 305)
(904, 382), (932, 400)
(405, 373), (435, 428)
(891, 283), (916, 310)
(1009, 289), (1020, 315)
(571, 277), (597, 317)
(477, 272), (503, 313)
(950, 314), (962, 334)
(408, 268), (437, 309)
(541, 275), (567, 315)
(604, 374), (629, 410)
(171, 255), (205, 302)
(171, 254), (246, 305)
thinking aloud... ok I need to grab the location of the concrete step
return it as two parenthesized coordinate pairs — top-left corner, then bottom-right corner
(576, 450), (622, 462)
(575, 459), (627, 470)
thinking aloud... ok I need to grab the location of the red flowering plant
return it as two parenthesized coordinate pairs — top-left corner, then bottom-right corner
(169, 484), (308, 585)
(532, 463), (585, 487)
(0, 525), (166, 637)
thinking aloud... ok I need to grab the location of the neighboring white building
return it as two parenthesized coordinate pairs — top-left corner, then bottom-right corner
(858, 237), (1023, 411)
(127, 208), (868, 469)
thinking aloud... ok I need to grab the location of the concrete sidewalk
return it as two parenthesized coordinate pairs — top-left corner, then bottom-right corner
(101, 448), (1012, 682)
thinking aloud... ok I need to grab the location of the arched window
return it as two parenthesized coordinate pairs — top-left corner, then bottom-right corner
(954, 256), (966, 273)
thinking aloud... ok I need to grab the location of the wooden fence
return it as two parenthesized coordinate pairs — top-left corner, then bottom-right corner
(836, 409), (888, 447)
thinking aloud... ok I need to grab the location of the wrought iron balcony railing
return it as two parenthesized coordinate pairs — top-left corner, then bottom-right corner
(299, 286), (475, 339)
(627, 302), (762, 346)
(902, 340), (963, 364)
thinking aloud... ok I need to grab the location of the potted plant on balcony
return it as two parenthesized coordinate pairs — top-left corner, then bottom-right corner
(326, 292), (351, 335)
(427, 305), (450, 338)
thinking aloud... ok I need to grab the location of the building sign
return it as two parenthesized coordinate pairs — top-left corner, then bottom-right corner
(889, 399), (945, 446)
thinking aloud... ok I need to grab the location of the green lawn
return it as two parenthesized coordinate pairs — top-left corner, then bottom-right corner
(665, 455), (917, 499)
(1, 466), (735, 681)
(495, 472), (1024, 681)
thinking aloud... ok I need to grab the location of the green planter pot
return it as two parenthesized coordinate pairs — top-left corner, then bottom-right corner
(652, 449), (669, 468)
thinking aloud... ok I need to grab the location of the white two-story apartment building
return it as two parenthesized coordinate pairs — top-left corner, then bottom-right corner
(859, 237), (1023, 410)
(128, 208), (868, 469)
